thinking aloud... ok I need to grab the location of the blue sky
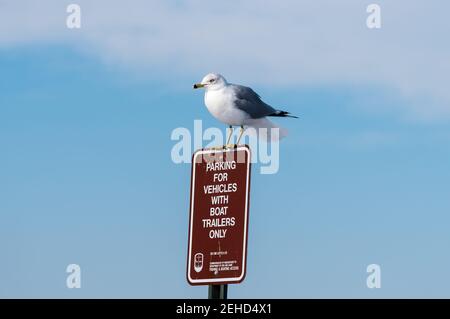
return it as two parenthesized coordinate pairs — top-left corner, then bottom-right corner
(1, 1), (450, 298)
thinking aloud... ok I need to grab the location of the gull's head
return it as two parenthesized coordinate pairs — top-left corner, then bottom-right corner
(193, 73), (227, 91)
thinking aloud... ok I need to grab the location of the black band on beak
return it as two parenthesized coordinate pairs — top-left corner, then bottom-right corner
(193, 83), (204, 89)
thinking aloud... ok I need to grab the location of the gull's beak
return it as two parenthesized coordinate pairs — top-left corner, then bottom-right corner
(193, 83), (205, 89)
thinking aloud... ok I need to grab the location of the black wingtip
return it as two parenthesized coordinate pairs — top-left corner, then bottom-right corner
(269, 111), (299, 118)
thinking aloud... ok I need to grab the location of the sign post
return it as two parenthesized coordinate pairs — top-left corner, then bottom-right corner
(208, 285), (228, 299)
(187, 146), (251, 298)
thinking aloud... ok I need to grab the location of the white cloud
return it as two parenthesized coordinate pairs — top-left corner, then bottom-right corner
(1, 0), (450, 121)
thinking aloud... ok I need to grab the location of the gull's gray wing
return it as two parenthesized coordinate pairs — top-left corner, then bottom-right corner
(232, 84), (277, 119)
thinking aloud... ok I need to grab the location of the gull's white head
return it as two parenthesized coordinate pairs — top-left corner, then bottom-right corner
(193, 73), (227, 91)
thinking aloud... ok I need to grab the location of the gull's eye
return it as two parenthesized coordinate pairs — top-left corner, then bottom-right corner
(209, 79), (215, 83)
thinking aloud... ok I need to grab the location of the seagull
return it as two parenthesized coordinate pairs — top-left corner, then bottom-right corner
(193, 73), (297, 148)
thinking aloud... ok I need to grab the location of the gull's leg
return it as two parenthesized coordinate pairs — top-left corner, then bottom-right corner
(236, 125), (245, 145)
(226, 125), (233, 145)
(224, 125), (235, 149)
(211, 126), (233, 150)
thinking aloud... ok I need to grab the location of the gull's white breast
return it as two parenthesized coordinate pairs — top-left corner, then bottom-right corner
(204, 87), (249, 126)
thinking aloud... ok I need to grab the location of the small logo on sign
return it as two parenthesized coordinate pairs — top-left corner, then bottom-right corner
(194, 253), (204, 273)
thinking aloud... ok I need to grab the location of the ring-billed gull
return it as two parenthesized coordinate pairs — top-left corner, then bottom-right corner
(193, 73), (297, 147)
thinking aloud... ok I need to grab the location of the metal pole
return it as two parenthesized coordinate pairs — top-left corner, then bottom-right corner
(208, 284), (228, 299)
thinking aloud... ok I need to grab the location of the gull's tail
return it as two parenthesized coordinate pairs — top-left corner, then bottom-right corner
(244, 117), (288, 142)
(269, 110), (299, 119)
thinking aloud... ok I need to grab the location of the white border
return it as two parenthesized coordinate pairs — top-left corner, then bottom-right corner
(187, 146), (251, 284)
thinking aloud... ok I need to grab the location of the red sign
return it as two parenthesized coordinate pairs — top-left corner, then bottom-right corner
(187, 145), (251, 285)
